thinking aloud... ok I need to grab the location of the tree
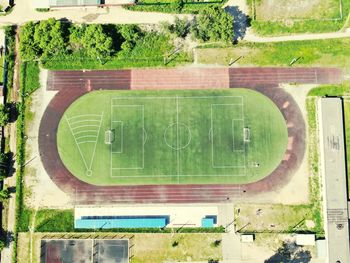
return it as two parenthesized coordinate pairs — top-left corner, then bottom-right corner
(171, 0), (184, 13)
(81, 24), (114, 61)
(0, 104), (9, 126)
(191, 6), (234, 42)
(69, 24), (87, 51)
(0, 153), (9, 180)
(265, 241), (312, 262)
(33, 18), (67, 58)
(0, 188), (10, 201)
(0, 239), (4, 251)
(119, 24), (142, 52)
(20, 22), (38, 60)
(171, 17), (189, 38)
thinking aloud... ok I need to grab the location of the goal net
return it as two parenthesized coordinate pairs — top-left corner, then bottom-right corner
(105, 129), (115, 144)
(244, 127), (250, 142)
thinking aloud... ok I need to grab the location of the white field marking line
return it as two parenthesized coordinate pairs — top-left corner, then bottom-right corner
(104, 173), (248, 178)
(71, 124), (100, 130)
(69, 119), (102, 126)
(111, 95), (244, 101)
(231, 119), (245, 152)
(111, 121), (123, 153)
(110, 105), (145, 172)
(75, 135), (98, 141)
(89, 112), (104, 172)
(176, 96), (180, 183)
(65, 115), (89, 171)
(67, 114), (102, 120)
(110, 98), (113, 178)
(211, 104), (246, 168)
(74, 129), (99, 135)
(143, 128), (148, 145)
(78, 141), (98, 144)
(242, 100), (247, 177)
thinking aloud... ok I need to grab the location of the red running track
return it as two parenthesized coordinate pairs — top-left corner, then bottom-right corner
(40, 67), (342, 204)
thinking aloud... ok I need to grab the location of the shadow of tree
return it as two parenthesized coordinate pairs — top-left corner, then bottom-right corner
(224, 6), (251, 43)
(265, 241), (312, 263)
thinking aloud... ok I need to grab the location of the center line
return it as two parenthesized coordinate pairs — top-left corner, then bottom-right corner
(176, 95), (180, 183)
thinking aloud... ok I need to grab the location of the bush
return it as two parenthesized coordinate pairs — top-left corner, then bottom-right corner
(171, 17), (189, 38)
(20, 19), (67, 60)
(0, 104), (9, 126)
(191, 6), (234, 42)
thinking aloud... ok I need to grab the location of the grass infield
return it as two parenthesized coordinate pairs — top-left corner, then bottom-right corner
(57, 89), (288, 186)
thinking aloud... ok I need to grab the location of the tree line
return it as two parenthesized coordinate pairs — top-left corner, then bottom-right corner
(20, 7), (234, 62)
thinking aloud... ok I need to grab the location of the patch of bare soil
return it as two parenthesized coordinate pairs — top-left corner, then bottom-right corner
(25, 69), (72, 209)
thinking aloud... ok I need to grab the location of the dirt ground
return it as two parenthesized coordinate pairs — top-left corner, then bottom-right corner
(255, 0), (341, 20)
(236, 84), (314, 205)
(25, 69), (72, 209)
(18, 232), (222, 263)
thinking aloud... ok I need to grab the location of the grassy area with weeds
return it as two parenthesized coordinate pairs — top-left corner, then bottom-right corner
(17, 232), (222, 263)
(248, 0), (350, 36)
(196, 38), (350, 67)
(42, 33), (192, 70)
(235, 85), (327, 236)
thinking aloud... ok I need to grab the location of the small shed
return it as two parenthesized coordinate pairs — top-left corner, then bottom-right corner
(296, 234), (315, 246)
(241, 234), (254, 243)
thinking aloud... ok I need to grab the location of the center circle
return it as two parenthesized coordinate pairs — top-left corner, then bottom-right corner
(164, 123), (191, 150)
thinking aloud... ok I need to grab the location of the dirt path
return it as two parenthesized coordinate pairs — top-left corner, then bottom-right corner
(1, 28), (20, 263)
(0, 0), (190, 25)
(244, 30), (350, 43)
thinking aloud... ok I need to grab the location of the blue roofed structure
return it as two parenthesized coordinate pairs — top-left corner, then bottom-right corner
(75, 216), (168, 229)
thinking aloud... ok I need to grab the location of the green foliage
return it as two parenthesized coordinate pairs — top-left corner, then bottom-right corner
(0, 152), (9, 180)
(21, 62), (40, 95)
(125, 0), (225, 14)
(35, 8), (50, 12)
(119, 24), (142, 52)
(42, 32), (192, 70)
(35, 209), (74, 232)
(20, 21), (191, 69)
(250, 0), (350, 36)
(17, 208), (33, 232)
(192, 6), (234, 42)
(20, 19), (66, 60)
(0, 239), (5, 251)
(168, 17), (189, 38)
(4, 26), (16, 101)
(307, 83), (350, 97)
(80, 24), (113, 60)
(0, 188), (10, 201)
(171, 0), (184, 12)
(0, 104), (9, 126)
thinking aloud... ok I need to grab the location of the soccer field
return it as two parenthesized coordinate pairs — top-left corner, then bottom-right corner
(57, 89), (288, 186)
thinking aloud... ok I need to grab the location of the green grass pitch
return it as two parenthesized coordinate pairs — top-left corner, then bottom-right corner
(57, 89), (288, 186)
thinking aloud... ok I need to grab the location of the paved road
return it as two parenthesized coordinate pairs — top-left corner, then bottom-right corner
(0, 0), (186, 25)
(1, 0), (350, 44)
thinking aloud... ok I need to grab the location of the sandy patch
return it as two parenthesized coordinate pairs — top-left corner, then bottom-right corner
(25, 69), (72, 209)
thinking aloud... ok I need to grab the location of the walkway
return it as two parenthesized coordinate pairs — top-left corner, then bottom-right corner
(1, 27), (20, 263)
(0, 0), (187, 25)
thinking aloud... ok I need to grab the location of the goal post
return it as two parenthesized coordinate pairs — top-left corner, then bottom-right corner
(105, 129), (115, 144)
(244, 127), (250, 143)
